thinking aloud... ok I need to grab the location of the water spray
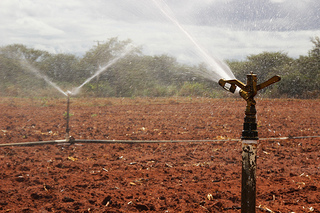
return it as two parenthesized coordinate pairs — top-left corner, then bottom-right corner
(219, 72), (281, 213)
(19, 48), (132, 143)
(20, 60), (68, 97)
(71, 46), (133, 95)
(152, 0), (235, 81)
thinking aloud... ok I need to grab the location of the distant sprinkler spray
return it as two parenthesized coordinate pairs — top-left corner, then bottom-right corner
(71, 46), (133, 95)
(20, 60), (68, 97)
(219, 72), (281, 213)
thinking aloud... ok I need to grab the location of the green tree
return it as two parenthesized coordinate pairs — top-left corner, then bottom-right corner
(39, 53), (80, 83)
(235, 51), (293, 83)
(276, 37), (320, 98)
(0, 44), (51, 96)
(226, 52), (294, 97)
(78, 38), (140, 96)
(289, 37), (320, 97)
(0, 44), (50, 62)
(276, 64), (302, 98)
(310, 36), (320, 57)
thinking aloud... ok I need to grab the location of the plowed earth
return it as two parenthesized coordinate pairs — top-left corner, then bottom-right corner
(0, 97), (319, 212)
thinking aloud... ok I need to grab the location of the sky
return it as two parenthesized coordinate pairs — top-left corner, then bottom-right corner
(1, 0), (320, 65)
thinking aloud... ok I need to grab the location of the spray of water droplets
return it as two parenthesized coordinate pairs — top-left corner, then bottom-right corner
(152, 0), (235, 82)
(71, 46), (133, 96)
(20, 60), (68, 97)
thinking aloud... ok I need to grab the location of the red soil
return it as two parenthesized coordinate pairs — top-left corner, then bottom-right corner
(0, 97), (319, 212)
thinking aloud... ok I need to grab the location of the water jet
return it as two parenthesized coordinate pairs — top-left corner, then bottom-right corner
(71, 46), (133, 96)
(152, 0), (235, 82)
(20, 60), (68, 97)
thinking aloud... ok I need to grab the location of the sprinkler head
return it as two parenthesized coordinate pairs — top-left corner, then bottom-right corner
(218, 73), (281, 106)
(66, 90), (72, 96)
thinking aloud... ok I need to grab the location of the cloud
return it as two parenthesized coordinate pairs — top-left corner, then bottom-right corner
(0, 0), (319, 63)
(15, 17), (65, 36)
(191, 0), (320, 31)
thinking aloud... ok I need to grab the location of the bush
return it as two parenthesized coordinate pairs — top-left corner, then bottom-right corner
(179, 82), (214, 97)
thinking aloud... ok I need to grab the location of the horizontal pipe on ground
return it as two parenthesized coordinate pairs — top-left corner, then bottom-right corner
(0, 140), (69, 147)
(0, 135), (319, 147)
(0, 139), (238, 147)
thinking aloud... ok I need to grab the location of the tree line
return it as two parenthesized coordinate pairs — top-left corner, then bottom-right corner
(0, 37), (319, 98)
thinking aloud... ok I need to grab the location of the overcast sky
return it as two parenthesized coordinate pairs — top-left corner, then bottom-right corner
(1, 0), (320, 65)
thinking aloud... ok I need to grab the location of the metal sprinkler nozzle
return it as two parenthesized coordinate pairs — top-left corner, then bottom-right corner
(218, 72), (281, 213)
(219, 73), (281, 107)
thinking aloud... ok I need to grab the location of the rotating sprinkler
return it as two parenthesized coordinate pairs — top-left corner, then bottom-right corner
(219, 72), (281, 213)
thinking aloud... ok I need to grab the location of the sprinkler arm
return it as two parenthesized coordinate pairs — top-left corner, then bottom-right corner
(219, 75), (280, 93)
(256, 75), (281, 91)
(219, 75), (281, 101)
(218, 79), (246, 93)
(219, 74), (281, 107)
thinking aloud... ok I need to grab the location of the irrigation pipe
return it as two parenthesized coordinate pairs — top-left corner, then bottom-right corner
(0, 135), (319, 147)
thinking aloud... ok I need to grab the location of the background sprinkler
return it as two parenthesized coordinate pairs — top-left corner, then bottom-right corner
(219, 72), (281, 213)
(65, 91), (73, 142)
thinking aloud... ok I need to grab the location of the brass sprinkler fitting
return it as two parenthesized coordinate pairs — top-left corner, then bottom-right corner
(218, 72), (281, 213)
(218, 72), (281, 107)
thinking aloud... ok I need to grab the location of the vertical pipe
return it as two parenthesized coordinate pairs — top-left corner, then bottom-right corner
(241, 140), (257, 212)
(66, 94), (70, 140)
(241, 99), (258, 213)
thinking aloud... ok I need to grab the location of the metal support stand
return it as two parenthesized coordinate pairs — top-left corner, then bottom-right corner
(219, 72), (280, 213)
(66, 94), (70, 140)
(241, 104), (258, 213)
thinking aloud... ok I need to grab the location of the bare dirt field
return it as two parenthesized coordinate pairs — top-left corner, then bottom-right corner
(0, 97), (319, 212)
